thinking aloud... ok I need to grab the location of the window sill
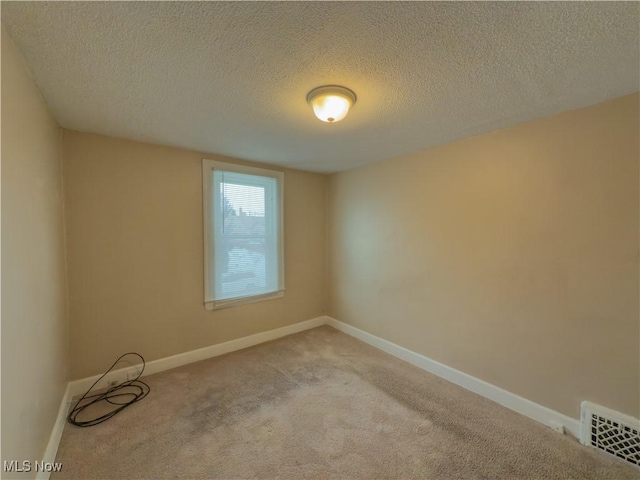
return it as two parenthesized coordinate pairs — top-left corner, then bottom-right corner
(205, 289), (285, 311)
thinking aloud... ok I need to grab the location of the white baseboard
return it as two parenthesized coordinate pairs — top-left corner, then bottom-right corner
(36, 384), (72, 480)
(68, 315), (328, 397)
(326, 317), (581, 439)
(50, 312), (581, 479)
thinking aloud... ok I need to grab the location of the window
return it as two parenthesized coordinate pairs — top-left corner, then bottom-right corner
(202, 160), (284, 310)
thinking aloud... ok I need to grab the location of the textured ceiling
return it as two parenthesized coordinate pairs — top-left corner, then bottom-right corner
(2, 2), (639, 173)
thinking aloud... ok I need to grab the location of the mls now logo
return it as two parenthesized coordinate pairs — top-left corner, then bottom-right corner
(3, 460), (63, 473)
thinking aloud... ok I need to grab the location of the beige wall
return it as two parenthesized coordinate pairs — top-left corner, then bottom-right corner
(328, 93), (640, 419)
(1, 25), (69, 475)
(62, 131), (327, 379)
(4, 19), (636, 455)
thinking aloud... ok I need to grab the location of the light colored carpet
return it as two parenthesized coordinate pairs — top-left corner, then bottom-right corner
(54, 326), (637, 479)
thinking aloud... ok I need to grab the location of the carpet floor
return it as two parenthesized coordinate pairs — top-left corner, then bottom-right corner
(54, 326), (637, 479)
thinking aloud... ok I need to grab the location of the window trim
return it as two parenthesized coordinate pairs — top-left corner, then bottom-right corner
(202, 159), (285, 310)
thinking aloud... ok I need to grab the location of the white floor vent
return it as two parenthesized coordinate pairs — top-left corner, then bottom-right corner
(580, 401), (640, 468)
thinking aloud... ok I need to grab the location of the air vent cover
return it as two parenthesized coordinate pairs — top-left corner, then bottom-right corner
(581, 401), (640, 468)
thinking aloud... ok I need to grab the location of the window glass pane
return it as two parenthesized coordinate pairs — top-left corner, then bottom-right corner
(221, 181), (266, 236)
(219, 237), (267, 296)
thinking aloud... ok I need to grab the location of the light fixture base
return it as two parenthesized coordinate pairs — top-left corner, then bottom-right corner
(306, 85), (357, 106)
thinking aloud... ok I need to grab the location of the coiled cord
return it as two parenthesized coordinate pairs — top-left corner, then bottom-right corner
(67, 352), (150, 427)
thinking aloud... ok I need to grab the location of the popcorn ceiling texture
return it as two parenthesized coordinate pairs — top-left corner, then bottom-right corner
(2, 2), (639, 173)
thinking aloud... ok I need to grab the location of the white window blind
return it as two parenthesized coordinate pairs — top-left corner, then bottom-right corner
(203, 160), (284, 309)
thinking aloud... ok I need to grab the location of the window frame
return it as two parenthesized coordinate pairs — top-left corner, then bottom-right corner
(202, 159), (285, 310)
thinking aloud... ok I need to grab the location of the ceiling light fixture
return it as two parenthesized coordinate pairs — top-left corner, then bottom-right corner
(306, 85), (357, 123)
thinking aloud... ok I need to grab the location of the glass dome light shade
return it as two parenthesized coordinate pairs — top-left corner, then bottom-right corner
(306, 85), (357, 123)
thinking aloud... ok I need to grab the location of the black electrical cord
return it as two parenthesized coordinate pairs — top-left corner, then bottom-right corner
(67, 352), (150, 427)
